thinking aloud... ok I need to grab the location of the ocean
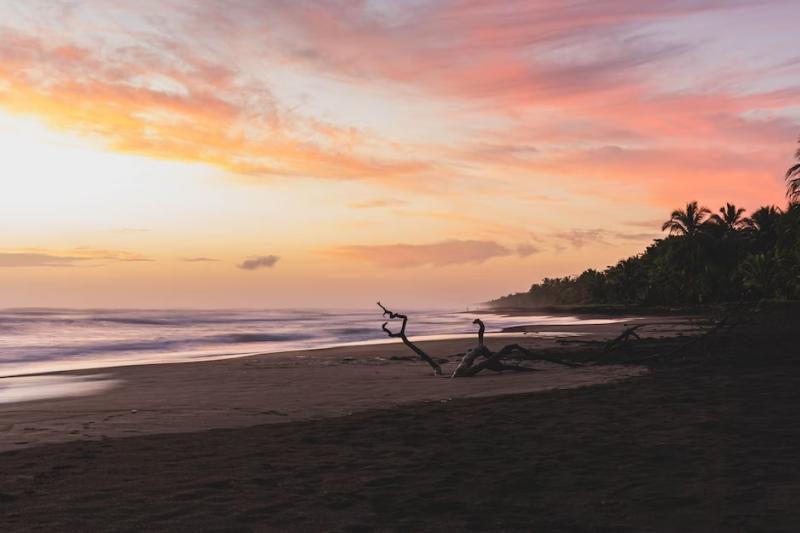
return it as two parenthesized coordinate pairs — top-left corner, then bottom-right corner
(0, 308), (628, 377)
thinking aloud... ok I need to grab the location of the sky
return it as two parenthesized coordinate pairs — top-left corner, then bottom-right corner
(1, 0), (799, 309)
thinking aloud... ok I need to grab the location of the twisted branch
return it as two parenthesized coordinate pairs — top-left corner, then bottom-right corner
(378, 305), (581, 378)
(473, 318), (485, 346)
(602, 324), (646, 354)
(378, 302), (443, 375)
(451, 320), (580, 377)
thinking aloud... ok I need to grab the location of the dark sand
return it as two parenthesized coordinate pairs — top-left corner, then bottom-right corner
(2, 317), (677, 453)
(3, 314), (799, 531)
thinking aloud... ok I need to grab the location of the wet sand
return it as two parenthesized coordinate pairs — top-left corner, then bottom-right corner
(1, 318), (669, 452)
(7, 314), (797, 531)
(3, 360), (800, 531)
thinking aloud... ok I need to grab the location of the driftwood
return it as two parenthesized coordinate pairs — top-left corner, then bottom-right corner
(450, 319), (538, 377)
(378, 303), (580, 378)
(602, 324), (646, 354)
(378, 302), (443, 375)
(621, 314), (733, 363)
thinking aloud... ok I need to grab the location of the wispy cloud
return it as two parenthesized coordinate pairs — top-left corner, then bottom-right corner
(549, 228), (661, 249)
(552, 229), (609, 249)
(237, 255), (280, 270)
(180, 257), (218, 262)
(349, 198), (408, 209)
(0, 248), (151, 267)
(611, 231), (661, 242)
(516, 243), (541, 257)
(0, 26), (432, 183)
(623, 219), (665, 230)
(0, 253), (84, 268)
(325, 239), (536, 268)
(110, 227), (150, 234)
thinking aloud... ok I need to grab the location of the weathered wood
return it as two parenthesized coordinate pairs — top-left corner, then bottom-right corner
(378, 305), (581, 378)
(451, 320), (580, 377)
(620, 313), (736, 363)
(602, 324), (646, 354)
(377, 302), (443, 375)
(490, 343), (582, 369)
(451, 319), (490, 377)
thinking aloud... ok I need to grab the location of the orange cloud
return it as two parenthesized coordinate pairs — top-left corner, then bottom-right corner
(0, 1), (796, 216)
(349, 199), (408, 209)
(0, 28), (432, 183)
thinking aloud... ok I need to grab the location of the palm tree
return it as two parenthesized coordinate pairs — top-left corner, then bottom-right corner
(738, 253), (781, 299)
(709, 203), (746, 231)
(786, 136), (800, 201)
(661, 201), (711, 236)
(743, 205), (783, 233)
(743, 205), (783, 253)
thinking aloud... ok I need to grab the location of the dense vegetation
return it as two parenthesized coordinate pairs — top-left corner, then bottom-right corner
(491, 141), (800, 308)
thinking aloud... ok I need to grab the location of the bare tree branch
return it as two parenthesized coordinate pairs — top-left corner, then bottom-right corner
(377, 302), (443, 375)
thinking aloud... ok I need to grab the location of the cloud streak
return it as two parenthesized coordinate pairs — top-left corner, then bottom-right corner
(0, 248), (150, 267)
(552, 229), (609, 249)
(237, 255), (280, 270)
(349, 199), (408, 209)
(325, 239), (537, 268)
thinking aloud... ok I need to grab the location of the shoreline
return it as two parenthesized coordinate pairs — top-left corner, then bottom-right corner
(3, 310), (799, 531)
(0, 312), (692, 451)
(0, 346), (644, 453)
(483, 303), (719, 317)
(0, 330), (599, 380)
(0, 315), (694, 453)
(0, 309), (642, 380)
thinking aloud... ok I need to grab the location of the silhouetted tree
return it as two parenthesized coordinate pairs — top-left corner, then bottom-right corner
(661, 201), (711, 236)
(786, 136), (800, 201)
(738, 253), (782, 299)
(490, 138), (800, 309)
(744, 206), (783, 253)
(710, 203), (747, 231)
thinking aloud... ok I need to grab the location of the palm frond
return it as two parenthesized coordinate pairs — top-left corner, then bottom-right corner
(787, 163), (800, 200)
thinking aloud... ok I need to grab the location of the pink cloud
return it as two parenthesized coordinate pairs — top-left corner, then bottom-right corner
(0, 26), (433, 182)
(0, 0), (796, 212)
(324, 239), (536, 268)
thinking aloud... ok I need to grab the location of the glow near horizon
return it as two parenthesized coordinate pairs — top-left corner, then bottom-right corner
(1, 0), (798, 308)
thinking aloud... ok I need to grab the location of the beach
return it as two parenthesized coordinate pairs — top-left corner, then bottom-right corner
(3, 313), (799, 531)
(1, 316), (669, 452)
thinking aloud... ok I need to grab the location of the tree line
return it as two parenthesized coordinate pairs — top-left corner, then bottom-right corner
(491, 140), (800, 307)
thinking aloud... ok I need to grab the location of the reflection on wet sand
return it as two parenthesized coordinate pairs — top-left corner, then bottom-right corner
(0, 374), (122, 404)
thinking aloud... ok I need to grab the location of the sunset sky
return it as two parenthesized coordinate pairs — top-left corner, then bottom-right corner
(2, 0), (799, 309)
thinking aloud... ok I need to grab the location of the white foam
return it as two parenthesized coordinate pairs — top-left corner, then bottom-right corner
(0, 374), (122, 404)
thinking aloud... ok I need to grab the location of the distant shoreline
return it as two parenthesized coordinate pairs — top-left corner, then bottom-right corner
(482, 303), (719, 317)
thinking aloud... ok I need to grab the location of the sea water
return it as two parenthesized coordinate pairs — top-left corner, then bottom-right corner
(0, 308), (628, 377)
